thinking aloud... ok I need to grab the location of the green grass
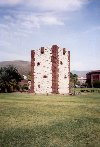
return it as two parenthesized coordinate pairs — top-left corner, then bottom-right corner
(0, 93), (100, 147)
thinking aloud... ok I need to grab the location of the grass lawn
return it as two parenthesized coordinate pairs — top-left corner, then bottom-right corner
(0, 93), (100, 147)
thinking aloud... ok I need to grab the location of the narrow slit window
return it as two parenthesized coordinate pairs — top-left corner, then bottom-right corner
(41, 47), (44, 54)
(63, 48), (66, 55)
(60, 61), (63, 65)
(38, 85), (40, 88)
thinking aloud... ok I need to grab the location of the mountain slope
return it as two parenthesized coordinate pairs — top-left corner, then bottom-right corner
(0, 60), (30, 76)
(71, 70), (89, 78)
(0, 60), (89, 77)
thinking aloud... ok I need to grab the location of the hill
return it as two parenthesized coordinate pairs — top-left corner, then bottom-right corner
(0, 60), (89, 77)
(71, 70), (89, 78)
(0, 60), (30, 76)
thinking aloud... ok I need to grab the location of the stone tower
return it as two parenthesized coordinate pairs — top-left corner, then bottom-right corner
(31, 45), (70, 94)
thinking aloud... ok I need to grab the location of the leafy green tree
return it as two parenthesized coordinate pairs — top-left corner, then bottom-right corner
(70, 73), (78, 85)
(0, 66), (23, 93)
(70, 72), (78, 94)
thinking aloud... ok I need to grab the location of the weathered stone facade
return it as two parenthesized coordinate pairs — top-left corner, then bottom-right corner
(31, 45), (70, 94)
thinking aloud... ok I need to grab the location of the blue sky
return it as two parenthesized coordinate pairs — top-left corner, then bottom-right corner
(0, 0), (100, 70)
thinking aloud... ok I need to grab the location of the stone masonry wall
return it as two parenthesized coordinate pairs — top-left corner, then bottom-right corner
(58, 48), (70, 94)
(34, 47), (52, 94)
(31, 45), (70, 94)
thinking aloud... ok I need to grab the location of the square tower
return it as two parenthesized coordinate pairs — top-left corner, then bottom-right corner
(31, 45), (70, 94)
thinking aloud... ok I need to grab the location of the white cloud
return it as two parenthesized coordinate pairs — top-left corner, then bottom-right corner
(0, 0), (89, 46)
(17, 14), (40, 29)
(41, 16), (64, 25)
(32, 0), (88, 12)
(1, 12), (64, 34)
(0, 0), (88, 12)
(0, 0), (89, 36)
(0, 0), (23, 5)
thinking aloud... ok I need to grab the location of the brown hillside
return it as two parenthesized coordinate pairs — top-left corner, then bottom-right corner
(0, 60), (30, 76)
(0, 60), (89, 77)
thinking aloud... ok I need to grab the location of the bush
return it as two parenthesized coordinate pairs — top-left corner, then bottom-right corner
(22, 84), (28, 92)
(93, 81), (100, 88)
(0, 66), (23, 93)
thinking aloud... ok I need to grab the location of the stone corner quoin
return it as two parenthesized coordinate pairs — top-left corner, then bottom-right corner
(30, 45), (70, 94)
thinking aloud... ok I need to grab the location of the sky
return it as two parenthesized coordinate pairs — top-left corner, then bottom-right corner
(0, 0), (100, 71)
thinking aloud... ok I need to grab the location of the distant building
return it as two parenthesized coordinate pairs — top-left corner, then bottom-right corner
(78, 77), (86, 85)
(30, 45), (70, 94)
(23, 75), (27, 80)
(86, 70), (100, 87)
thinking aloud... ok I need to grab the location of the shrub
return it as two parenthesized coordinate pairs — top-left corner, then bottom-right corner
(22, 84), (28, 92)
(93, 81), (100, 88)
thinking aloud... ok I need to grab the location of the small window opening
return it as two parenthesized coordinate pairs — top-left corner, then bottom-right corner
(41, 47), (44, 54)
(64, 75), (67, 79)
(38, 85), (40, 88)
(37, 62), (40, 66)
(43, 75), (47, 78)
(63, 48), (66, 55)
(60, 61), (63, 65)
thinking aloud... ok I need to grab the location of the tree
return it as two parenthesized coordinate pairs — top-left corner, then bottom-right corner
(93, 81), (100, 88)
(70, 73), (78, 85)
(70, 72), (78, 94)
(0, 66), (23, 93)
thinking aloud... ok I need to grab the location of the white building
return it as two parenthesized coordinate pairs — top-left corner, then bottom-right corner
(78, 77), (86, 85)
